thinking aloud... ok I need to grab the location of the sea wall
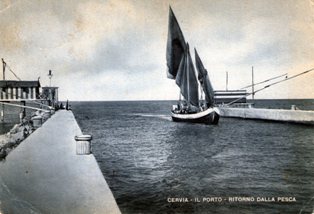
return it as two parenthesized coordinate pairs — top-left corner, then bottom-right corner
(0, 110), (51, 160)
(219, 107), (314, 124)
(0, 122), (33, 159)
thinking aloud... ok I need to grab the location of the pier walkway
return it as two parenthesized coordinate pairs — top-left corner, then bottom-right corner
(0, 110), (120, 214)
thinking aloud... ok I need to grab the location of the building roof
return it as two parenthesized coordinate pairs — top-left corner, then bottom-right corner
(42, 86), (59, 89)
(0, 80), (41, 88)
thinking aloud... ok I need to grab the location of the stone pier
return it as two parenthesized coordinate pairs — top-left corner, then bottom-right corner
(0, 110), (120, 214)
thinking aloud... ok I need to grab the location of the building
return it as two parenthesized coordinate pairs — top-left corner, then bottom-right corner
(214, 90), (248, 104)
(41, 87), (59, 108)
(0, 80), (41, 101)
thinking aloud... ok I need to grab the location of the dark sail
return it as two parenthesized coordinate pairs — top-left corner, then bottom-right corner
(175, 44), (199, 106)
(195, 48), (215, 106)
(166, 7), (186, 79)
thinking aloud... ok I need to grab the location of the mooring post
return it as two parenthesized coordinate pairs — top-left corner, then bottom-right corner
(75, 135), (93, 155)
(31, 115), (43, 128)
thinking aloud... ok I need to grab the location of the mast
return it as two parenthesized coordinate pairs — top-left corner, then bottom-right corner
(194, 48), (215, 107)
(226, 71), (228, 91)
(175, 45), (199, 107)
(2, 58), (6, 80)
(252, 66), (254, 100)
(186, 44), (190, 105)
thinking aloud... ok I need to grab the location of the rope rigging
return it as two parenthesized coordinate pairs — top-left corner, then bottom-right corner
(2, 58), (22, 81)
(6, 64), (22, 81)
(240, 73), (288, 90)
(226, 67), (314, 106)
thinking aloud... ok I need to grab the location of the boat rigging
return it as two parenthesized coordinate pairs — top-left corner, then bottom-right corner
(166, 7), (220, 125)
(226, 67), (314, 106)
(240, 73), (288, 90)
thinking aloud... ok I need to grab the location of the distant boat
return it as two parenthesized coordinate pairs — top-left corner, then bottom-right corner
(166, 7), (220, 125)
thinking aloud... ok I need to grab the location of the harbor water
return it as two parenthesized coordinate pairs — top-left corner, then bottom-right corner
(57, 100), (314, 213)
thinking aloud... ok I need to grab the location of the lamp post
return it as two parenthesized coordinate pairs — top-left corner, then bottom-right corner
(48, 70), (53, 87)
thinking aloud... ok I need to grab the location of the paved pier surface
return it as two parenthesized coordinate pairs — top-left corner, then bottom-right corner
(219, 107), (314, 124)
(0, 110), (120, 214)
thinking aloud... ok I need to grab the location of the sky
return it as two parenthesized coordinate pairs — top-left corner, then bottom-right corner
(0, 0), (313, 101)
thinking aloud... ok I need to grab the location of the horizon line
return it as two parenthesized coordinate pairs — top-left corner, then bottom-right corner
(60, 98), (314, 102)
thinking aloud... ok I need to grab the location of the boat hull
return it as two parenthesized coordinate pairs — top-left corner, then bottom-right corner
(171, 107), (220, 125)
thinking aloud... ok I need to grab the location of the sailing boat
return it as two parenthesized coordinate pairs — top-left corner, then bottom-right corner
(166, 7), (220, 125)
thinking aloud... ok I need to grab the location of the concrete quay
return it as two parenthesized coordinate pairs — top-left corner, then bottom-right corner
(0, 110), (120, 214)
(219, 107), (314, 125)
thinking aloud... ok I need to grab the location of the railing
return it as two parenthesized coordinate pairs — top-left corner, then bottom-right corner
(0, 101), (51, 113)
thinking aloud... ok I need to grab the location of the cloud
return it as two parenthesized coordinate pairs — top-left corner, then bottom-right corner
(0, 0), (313, 100)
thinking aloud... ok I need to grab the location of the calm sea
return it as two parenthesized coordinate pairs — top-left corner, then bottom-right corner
(71, 100), (314, 213)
